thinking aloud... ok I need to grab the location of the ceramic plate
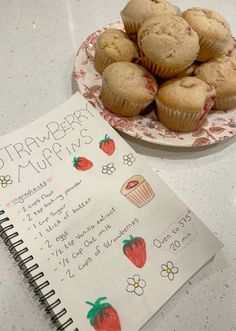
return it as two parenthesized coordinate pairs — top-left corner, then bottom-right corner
(74, 22), (236, 147)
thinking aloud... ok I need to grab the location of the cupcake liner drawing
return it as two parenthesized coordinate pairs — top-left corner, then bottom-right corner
(121, 175), (155, 208)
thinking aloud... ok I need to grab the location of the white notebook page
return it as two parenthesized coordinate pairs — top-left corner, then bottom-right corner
(0, 92), (223, 331)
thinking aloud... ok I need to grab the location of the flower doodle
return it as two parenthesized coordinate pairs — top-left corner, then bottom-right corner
(0, 175), (13, 188)
(102, 163), (116, 175)
(123, 153), (136, 166)
(160, 261), (179, 281)
(126, 274), (146, 296)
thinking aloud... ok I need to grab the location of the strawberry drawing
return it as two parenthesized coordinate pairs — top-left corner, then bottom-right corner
(86, 297), (121, 331)
(73, 157), (93, 171)
(99, 134), (115, 156)
(123, 235), (146, 268)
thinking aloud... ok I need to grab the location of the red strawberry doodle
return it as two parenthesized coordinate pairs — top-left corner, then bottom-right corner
(73, 157), (93, 171)
(123, 235), (146, 268)
(86, 297), (121, 331)
(99, 134), (115, 156)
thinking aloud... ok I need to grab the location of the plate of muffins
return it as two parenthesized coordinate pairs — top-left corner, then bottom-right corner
(74, 0), (236, 147)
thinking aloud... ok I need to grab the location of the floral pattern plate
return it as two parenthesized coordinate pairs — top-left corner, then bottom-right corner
(73, 22), (236, 147)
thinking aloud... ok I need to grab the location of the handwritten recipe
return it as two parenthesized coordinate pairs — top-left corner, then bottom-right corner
(0, 93), (223, 331)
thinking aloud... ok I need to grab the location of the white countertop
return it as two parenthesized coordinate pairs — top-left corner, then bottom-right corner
(0, 0), (235, 330)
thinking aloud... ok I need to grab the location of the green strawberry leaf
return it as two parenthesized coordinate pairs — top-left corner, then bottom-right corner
(98, 303), (112, 311)
(86, 300), (96, 306)
(87, 308), (96, 319)
(99, 134), (111, 146)
(86, 297), (112, 326)
(123, 235), (135, 249)
(95, 296), (107, 306)
(73, 157), (79, 168)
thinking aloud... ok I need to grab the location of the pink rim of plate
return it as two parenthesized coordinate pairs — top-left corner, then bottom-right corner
(73, 22), (236, 148)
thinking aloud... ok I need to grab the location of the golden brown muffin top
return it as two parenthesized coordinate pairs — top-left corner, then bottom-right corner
(157, 76), (216, 112)
(102, 62), (158, 102)
(194, 56), (236, 96)
(182, 8), (231, 42)
(138, 15), (199, 69)
(121, 0), (180, 22)
(97, 29), (137, 62)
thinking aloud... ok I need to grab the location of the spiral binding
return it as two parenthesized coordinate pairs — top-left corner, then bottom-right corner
(0, 210), (76, 331)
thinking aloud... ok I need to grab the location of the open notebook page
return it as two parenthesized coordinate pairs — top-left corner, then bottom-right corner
(0, 92), (223, 331)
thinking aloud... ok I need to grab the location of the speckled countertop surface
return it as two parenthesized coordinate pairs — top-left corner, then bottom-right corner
(0, 0), (236, 330)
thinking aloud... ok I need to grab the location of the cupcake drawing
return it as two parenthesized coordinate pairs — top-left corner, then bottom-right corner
(120, 175), (155, 208)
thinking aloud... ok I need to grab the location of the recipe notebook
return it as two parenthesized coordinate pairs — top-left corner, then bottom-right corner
(0, 92), (223, 331)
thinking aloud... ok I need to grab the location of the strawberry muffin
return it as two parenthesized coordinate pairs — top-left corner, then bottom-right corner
(155, 77), (216, 132)
(222, 36), (236, 57)
(121, 0), (181, 40)
(138, 15), (199, 78)
(176, 62), (196, 78)
(121, 175), (155, 208)
(182, 8), (231, 62)
(94, 29), (138, 74)
(194, 56), (236, 110)
(100, 62), (158, 116)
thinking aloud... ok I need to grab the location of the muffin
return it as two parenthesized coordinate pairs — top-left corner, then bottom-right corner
(176, 62), (196, 78)
(155, 77), (216, 132)
(222, 36), (236, 57)
(194, 56), (236, 110)
(120, 0), (181, 40)
(121, 175), (155, 208)
(94, 29), (138, 74)
(138, 15), (200, 78)
(182, 8), (231, 62)
(100, 62), (158, 117)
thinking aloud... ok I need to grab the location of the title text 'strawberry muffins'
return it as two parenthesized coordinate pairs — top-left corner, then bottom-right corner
(182, 8), (231, 62)
(94, 29), (138, 74)
(120, 0), (181, 40)
(138, 15), (199, 78)
(100, 62), (158, 117)
(194, 56), (236, 110)
(155, 77), (216, 132)
(121, 175), (155, 208)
